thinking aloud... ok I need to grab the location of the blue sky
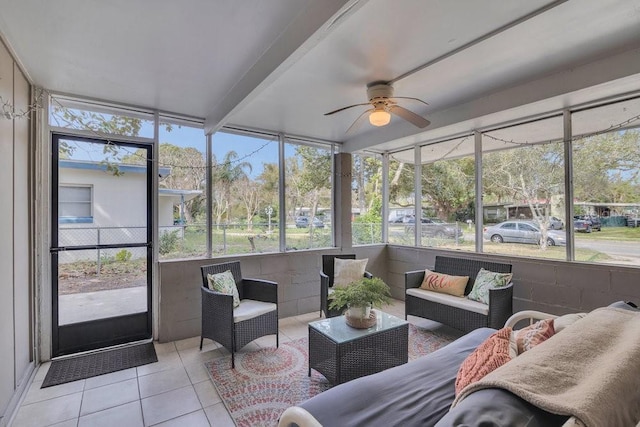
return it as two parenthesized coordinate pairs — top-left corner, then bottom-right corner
(157, 125), (281, 179)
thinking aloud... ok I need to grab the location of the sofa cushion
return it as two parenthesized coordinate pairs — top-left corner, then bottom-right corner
(233, 299), (277, 323)
(467, 268), (513, 304)
(406, 288), (489, 316)
(334, 258), (368, 287)
(419, 268), (469, 297)
(207, 270), (240, 308)
(455, 327), (513, 394)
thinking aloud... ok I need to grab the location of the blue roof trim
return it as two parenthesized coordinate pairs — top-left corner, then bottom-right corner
(59, 216), (93, 224)
(59, 160), (171, 177)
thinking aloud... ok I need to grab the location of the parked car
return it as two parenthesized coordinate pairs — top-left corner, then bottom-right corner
(573, 215), (601, 232)
(483, 220), (566, 246)
(388, 214), (407, 223)
(533, 216), (563, 230)
(549, 216), (564, 230)
(295, 216), (324, 228)
(403, 216), (462, 239)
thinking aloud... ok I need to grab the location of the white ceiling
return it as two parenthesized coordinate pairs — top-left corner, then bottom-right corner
(1, 0), (639, 154)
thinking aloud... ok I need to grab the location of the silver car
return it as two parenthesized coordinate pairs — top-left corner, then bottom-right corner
(483, 220), (566, 246)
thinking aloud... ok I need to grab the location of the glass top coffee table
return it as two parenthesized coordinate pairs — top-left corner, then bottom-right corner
(308, 310), (408, 384)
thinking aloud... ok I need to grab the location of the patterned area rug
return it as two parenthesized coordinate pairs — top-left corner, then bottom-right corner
(204, 324), (458, 427)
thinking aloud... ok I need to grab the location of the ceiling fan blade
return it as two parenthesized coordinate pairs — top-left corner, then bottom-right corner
(389, 96), (429, 106)
(324, 102), (371, 116)
(389, 105), (430, 128)
(345, 108), (374, 135)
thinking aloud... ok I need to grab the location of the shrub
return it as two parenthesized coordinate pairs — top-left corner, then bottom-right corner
(159, 230), (180, 255)
(114, 249), (132, 262)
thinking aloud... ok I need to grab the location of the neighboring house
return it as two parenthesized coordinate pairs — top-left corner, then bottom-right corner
(59, 160), (201, 259)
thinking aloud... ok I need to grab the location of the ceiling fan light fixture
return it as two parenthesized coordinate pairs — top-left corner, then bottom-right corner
(369, 109), (391, 127)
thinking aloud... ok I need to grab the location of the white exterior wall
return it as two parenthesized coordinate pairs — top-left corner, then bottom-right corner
(58, 167), (148, 261)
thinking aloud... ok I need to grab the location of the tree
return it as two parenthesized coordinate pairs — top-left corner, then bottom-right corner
(483, 142), (564, 248)
(212, 151), (252, 225)
(294, 146), (332, 229)
(572, 130), (640, 203)
(389, 160), (415, 207)
(236, 177), (262, 229)
(422, 157), (474, 219)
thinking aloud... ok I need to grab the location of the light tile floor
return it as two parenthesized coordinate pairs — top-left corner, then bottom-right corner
(11, 300), (417, 427)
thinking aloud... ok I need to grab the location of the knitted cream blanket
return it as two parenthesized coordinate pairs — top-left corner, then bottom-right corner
(453, 307), (640, 427)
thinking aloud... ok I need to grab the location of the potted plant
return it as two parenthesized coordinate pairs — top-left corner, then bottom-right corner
(329, 277), (392, 325)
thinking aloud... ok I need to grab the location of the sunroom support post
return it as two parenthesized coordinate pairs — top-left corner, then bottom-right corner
(414, 146), (421, 246)
(278, 134), (286, 252)
(564, 110), (575, 261)
(382, 153), (389, 243)
(334, 152), (352, 249)
(206, 133), (213, 257)
(474, 131), (483, 252)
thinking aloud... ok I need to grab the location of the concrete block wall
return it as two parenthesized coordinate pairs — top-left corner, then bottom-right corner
(386, 245), (640, 316)
(157, 245), (387, 342)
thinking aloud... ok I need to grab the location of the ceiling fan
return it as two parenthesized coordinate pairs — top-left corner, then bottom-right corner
(324, 81), (431, 133)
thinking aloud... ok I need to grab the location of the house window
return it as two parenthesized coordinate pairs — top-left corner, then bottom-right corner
(59, 185), (93, 223)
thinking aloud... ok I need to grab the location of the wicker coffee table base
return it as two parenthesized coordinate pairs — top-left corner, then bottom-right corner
(308, 320), (408, 384)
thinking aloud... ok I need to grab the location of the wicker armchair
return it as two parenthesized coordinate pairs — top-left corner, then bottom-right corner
(200, 261), (278, 368)
(320, 254), (372, 318)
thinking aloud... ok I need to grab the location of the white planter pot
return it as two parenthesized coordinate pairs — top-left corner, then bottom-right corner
(346, 304), (371, 320)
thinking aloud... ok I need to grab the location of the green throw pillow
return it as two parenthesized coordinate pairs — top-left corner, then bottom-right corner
(467, 268), (513, 305)
(207, 270), (240, 308)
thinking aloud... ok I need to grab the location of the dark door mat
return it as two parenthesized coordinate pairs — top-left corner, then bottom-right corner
(42, 342), (157, 388)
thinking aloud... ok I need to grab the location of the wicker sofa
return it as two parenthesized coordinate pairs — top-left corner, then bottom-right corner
(405, 256), (513, 332)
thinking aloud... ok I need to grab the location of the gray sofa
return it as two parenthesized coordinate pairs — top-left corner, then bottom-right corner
(279, 309), (568, 427)
(279, 302), (640, 427)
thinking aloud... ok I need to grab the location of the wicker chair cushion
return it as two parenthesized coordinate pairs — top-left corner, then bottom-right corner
(333, 258), (368, 288)
(233, 299), (277, 323)
(207, 271), (241, 308)
(406, 288), (489, 315)
(419, 268), (469, 297)
(467, 268), (513, 305)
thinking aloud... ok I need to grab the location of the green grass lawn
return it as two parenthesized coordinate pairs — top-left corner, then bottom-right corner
(162, 223), (637, 262)
(574, 226), (640, 241)
(161, 226), (334, 259)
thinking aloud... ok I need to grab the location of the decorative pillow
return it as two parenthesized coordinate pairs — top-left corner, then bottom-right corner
(467, 268), (513, 305)
(419, 268), (469, 297)
(514, 319), (555, 354)
(333, 258), (368, 288)
(455, 327), (513, 395)
(207, 270), (240, 308)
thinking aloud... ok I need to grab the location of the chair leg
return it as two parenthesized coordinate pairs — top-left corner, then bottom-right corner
(199, 337), (203, 350)
(276, 330), (279, 348)
(231, 351), (235, 369)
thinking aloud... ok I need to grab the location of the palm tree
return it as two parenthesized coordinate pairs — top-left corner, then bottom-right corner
(213, 151), (252, 224)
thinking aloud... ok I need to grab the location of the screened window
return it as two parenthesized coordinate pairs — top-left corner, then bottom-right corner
(352, 153), (383, 245)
